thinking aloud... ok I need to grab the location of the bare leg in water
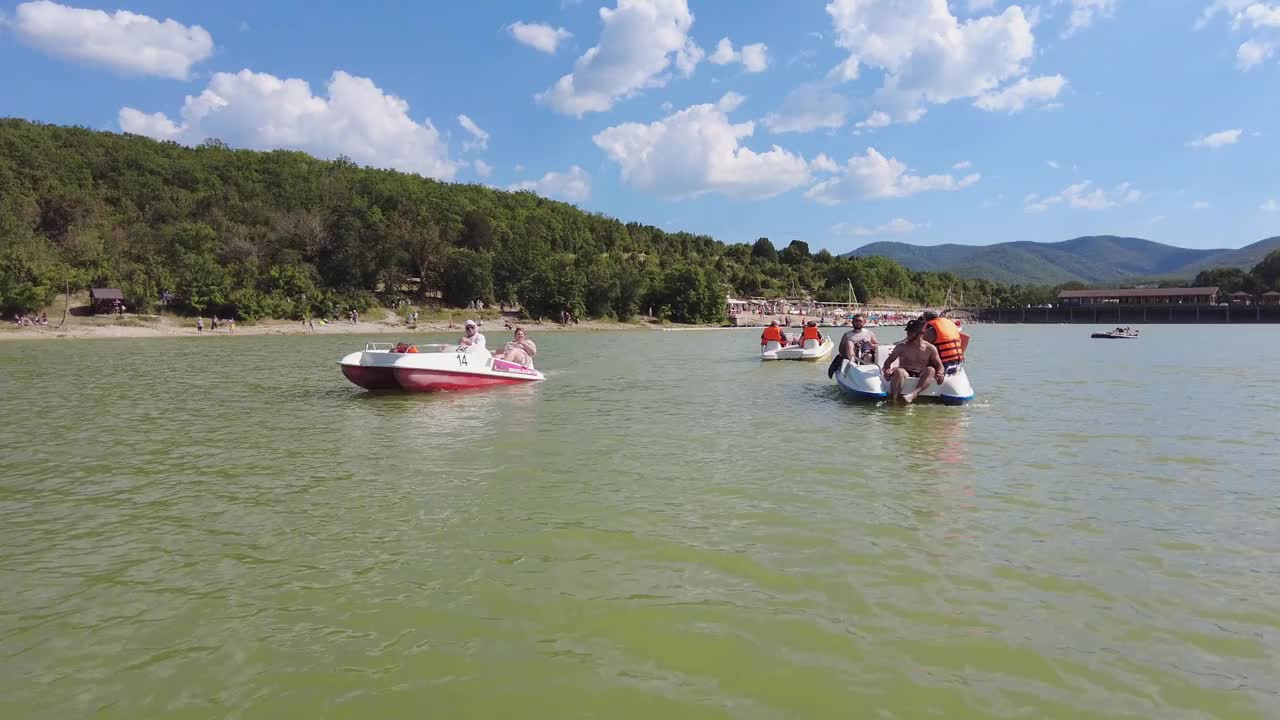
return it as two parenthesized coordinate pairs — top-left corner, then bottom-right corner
(887, 367), (908, 403)
(903, 372), (936, 404)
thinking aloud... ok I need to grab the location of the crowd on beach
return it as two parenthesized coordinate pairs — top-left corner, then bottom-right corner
(10, 312), (49, 327)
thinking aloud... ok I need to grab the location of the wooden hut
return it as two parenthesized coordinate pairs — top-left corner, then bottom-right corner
(1263, 291), (1280, 306)
(89, 288), (124, 314)
(1230, 290), (1254, 306)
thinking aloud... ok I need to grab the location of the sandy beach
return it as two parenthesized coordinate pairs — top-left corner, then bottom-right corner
(0, 308), (668, 342)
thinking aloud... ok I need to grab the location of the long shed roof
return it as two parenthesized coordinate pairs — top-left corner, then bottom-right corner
(90, 288), (124, 300)
(1057, 287), (1219, 299)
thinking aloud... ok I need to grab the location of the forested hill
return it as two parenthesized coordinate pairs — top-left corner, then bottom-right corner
(845, 235), (1280, 285)
(0, 119), (1049, 321)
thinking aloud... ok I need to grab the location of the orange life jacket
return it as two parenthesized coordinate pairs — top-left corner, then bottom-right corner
(927, 317), (964, 364)
(761, 326), (785, 344)
(801, 326), (821, 341)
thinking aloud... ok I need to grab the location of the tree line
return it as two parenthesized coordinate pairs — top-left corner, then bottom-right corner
(1, 119), (1063, 323)
(1190, 252), (1280, 295)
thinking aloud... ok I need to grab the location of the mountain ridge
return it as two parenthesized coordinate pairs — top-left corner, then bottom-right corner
(842, 235), (1280, 285)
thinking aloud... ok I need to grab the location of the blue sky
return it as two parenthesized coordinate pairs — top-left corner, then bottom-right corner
(1, 0), (1277, 253)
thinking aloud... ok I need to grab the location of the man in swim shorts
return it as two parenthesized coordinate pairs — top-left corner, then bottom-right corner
(881, 319), (944, 404)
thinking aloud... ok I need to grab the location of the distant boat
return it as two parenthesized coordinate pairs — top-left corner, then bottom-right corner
(1091, 329), (1139, 339)
(761, 337), (835, 361)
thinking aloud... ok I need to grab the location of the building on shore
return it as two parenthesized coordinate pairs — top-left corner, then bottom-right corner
(1263, 291), (1280, 306)
(1056, 287), (1220, 306)
(1230, 291), (1254, 305)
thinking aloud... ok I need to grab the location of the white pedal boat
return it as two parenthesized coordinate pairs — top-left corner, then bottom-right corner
(761, 337), (834, 361)
(339, 343), (545, 392)
(833, 344), (974, 405)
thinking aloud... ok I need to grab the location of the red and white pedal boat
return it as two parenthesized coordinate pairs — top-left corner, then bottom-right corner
(339, 343), (545, 392)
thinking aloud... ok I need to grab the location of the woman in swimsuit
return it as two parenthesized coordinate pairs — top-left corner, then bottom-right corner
(493, 328), (537, 367)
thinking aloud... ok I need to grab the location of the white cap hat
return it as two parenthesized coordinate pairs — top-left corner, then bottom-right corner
(464, 319), (477, 327)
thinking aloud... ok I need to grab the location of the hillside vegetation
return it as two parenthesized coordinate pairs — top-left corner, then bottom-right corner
(846, 235), (1280, 285)
(0, 119), (1051, 321)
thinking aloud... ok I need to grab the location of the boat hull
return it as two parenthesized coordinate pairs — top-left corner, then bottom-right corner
(1091, 333), (1138, 339)
(761, 337), (835, 361)
(833, 344), (974, 405)
(339, 345), (545, 393)
(393, 365), (536, 392)
(340, 363), (401, 390)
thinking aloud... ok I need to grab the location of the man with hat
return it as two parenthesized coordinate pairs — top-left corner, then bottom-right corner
(457, 319), (487, 352)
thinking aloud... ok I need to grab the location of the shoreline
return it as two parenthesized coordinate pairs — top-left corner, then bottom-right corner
(0, 314), (679, 342)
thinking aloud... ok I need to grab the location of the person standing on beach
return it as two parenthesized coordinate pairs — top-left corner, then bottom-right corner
(196, 316), (204, 333)
(228, 317), (236, 334)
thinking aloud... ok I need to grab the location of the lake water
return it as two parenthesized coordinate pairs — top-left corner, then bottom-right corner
(1, 325), (1277, 719)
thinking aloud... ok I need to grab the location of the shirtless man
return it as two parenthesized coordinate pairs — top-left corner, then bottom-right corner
(493, 327), (537, 366)
(882, 319), (944, 404)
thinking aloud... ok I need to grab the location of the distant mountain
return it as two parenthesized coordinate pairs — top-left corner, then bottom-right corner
(843, 235), (1280, 285)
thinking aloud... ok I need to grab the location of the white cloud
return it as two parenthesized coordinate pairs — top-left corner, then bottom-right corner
(1062, 0), (1118, 37)
(967, 0), (997, 10)
(1243, 2), (1280, 28)
(474, 159), (493, 178)
(1189, 128), (1243, 148)
(508, 21), (573, 54)
(593, 93), (812, 199)
(1192, 200), (1210, 209)
(1025, 180), (1143, 211)
(761, 82), (848, 133)
(119, 69), (463, 180)
(833, 217), (918, 236)
(1047, 160), (1061, 169)
(855, 111), (892, 129)
(709, 37), (770, 72)
(824, 0), (1046, 125)
(974, 74), (1067, 112)
(537, 0), (701, 116)
(1263, 199), (1279, 212)
(1237, 40), (1276, 69)
(458, 114), (489, 151)
(238, 21), (250, 33)
(805, 147), (981, 205)
(709, 37), (736, 64)
(1149, 215), (1166, 224)
(1200, 2), (1280, 70)
(952, 160), (972, 170)
(117, 108), (183, 139)
(812, 153), (840, 173)
(13, 0), (212, 80)
(510, 165), (591, 203)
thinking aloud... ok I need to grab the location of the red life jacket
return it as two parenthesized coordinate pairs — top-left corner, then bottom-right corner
(801, 326), (821, 341)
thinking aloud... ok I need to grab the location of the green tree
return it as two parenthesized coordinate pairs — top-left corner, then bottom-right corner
(442, 248), (495, 307)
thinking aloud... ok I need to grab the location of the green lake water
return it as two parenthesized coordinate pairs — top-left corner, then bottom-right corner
(1, 325), (1277, 718)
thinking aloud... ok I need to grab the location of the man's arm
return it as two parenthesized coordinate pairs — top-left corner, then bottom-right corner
(928, 345), (944, 380)
(882, 345), (901, 375)
(868, 330), (879, 346)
